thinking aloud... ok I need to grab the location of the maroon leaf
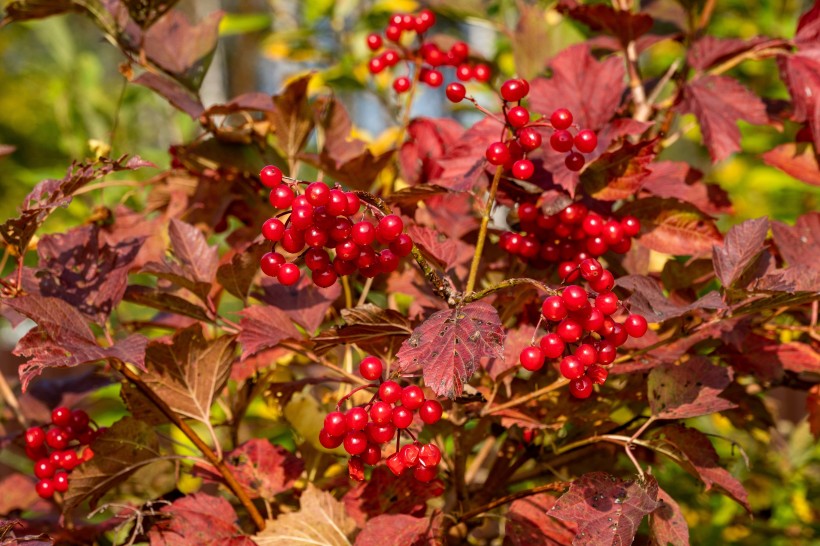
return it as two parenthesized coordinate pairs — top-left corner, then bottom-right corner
(400, 118), (464, 186)
(354, 514), (442, 546)
(148, 493), (254, 546)
(431, 118), (498, 191)
(503, 493), (576, 546)
(548, 472), (660, 546)
(406, 225), (474, 277)
(396, 302), (505, 398)
(778, 44), (820, 151)
(202, 92), (275, 117)
(616, 275), (726, 322)
(649, 487), (690, 546)
(269, 74), (315, 162)
(510, 3), (554, 80)
(131, 72), (205, 118)
(654, 424), (750, 511)
(678, 75), (768, 162)
(6, 295), (147, 391)
(647, 357), (736, 419)
(528, 44), (626, 131)
(343, 466), (444, 527)
(385, 267), (448, 320)
(123, 285), (212, 322)
(771, 212), (820, 269)
(192, 439), (303, 500)
(237, 306), (300, 361)
(712, 217), (770, 288)
(557, 1), (653, 46)
(414, 192), (479, 240)
(688, 35), (788, 71)
(216, 242), (266, 303)
(257, 274), (341, 332)
(762, 142), (820, 186)
(312, 304), (413, 360)
(640, 161), (732, 215)
(484, 323), (537, 381)
(617, 197), (722, 256)
(730, 334), (820, 380)
(581, 139), (655, 201)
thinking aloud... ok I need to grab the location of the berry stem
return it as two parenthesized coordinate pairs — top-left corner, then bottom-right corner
(0, 371), (26, 428)
(335, 383), (377, 410)
(457, 481), (569, 523)
(482, 378), (568, 416)
(466, 164), (508, 294)
(109, 358), (266, 532)
(461, 277), (560, 304)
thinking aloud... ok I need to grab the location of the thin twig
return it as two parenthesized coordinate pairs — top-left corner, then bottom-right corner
(466, 165), (504, 294)
(462, 277), (558, 304)
(457, 481), (569, 523)
(482, 378), (568, 416)
(0, 371), (26, 428)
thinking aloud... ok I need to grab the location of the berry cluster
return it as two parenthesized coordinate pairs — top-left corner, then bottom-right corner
(23, 407), (100, 499)
(499, 202), (641, 271)
(258, 166), (413, 288)
(366, 9), (490, 92)
(518, 258), (648, 398)
(445, 78), (598, 173)
(319, 356), (443, 482)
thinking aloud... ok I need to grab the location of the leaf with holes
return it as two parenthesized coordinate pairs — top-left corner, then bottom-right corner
(654, 425), (750, 511)
(396, 302), (505, 398)
(548, 473), (660, 546)
(312, 304), (413, 360)
(484, 323), (537, 382)
(504, 493), (577, 546)
(649, 487), (690, 546)
(712, 217), (770, 288)
(647, 357), (736, 420)
(63, 417), (161, 511)
(238, 305), (300, 361)
(618, 197), (722, 256)
(147, 493), (255, 546)
(253, 484), (356, 546)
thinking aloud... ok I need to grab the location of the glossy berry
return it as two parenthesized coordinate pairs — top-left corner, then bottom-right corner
(569, 376), (594, 399)
(542, 296), (568, 322)
(368, 56), (385, 74)
(419, 443), (442, 467)
(400, 444), (420, 467)
(597, 341), (616, 364)
(386, 453), (405, 476)
(379, 381), (402, 404)
(550, 108), (573, 130)
(595, 292), (619, 315)
(401, 385), (425, 411)
(446, 83), (466, 103)
(61, 450), (79, 471)
(473, 63), (491, 82)
(324, 411), (347, 437)
(366, 33), (382, 51)
(262, 218), (285, 241)
(370, 401), (393, 425)
(393, 76), (411, 93)
(485, 142), (511, 166)
(565, 152), (585, 171)
(46, 428), (68, 450)
(539, 333), (565, 359)
(260, 165), (283, 188)
(562, 285), (588, 311)
(52, 407), (71, 427)
(260, 252), (286, 278)
(500, 78), (529, 102)
(345, 407), (369, 431)
(559, 356), (584, 380)
(390, 233), (414, 257)
(575, 343), (598, 366)
(419, 400), (443, 425)
(36, 479), (55, 499)
(359, 356), (383, 381)
(517, 127), (542, 151)
(520, 346), (545, 371)
(557, 318), (583, 343)
(621, 215), (641, 237)
(269, 185), (294, 209)
(392, 406), (414, 429)
(550, 130), (574, 153)
(319, 429), (343, 449)
(361, 444), (381, 466)
(506, 106), (529, 128)
(624, 314), (648, 338)
(277, 263), (301, 286)
(414, 464), (438, 482)
(25, 427), (45, 449)
(366, 422), (396, 444)
(579, 258), (603, 280)
(587, 365), (609, 385)
(574, 129), (597, 153)
(608, 323), (629, 347)
(305, 248), (330, 272)
(589, 270), (615, 292)
(305, 182), (329, 206)
(423, 69), (443, 87)
(352, 222), (376, 246)
(512, 159), (534, 180)
(53, 471), (69, 493)
(344, 431), (368, 456)
(377, 215), (404, 242)
(34, 459), (55, 480)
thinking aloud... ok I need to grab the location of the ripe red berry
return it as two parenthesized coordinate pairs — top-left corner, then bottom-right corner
(624, 314), (648, 338)
(262, 218), (285, 241)
(269, 185), (295, 209)
(423, 69), (444, 87)
(345, 407), (369, 431)
(344, 431), (368, 456)
(25, 427), (46, 449)
(392, 406), (413, 429)
(46, 428), (68, 450)
(550, 130), (574, 153)
(377, 215), (404, 242)
(419, 443), (442, 467)
(602, 220), (624, 245)
(557, 318), (583, 343)
(485, 141), (511, 166)
(384, 24), (401, 42)
(289, 206), (313, 230)
(582, 213), (604, 236)
(53, 471), (69, 493)
(34, 459), (55, 480)
(352, 221), (376, 246)
(401, 385), (425, 410)
(393, 76), (411, 93)
(518, 203), (538, 222)
(574, 129), (598, 153)
(512, 159), (534, 180)
(414, 464), (437, 482)
(400, 443), (420, 467)
(473, 63), (491, 82)
(517, 127), (542, 151)
(582, 307), (605, 332)
(260, 165), (283, 188)
(277, 263), (301, 286)
(368, 56), (386, 74)
(60, 450), (79, 470)
(597, 340), (616, 364)
(319, 430), (343, 450)
(550, 108), (573, 130)
(587, 365), (609, 385)
(621, 215), (641, 237)
(565, 152), (585, 171)
(541, 295), (568, 322)
(36, 479), (55, 499)
(569, 376), (593, 399)
(366, 33), (382, 51)
(595, 292), (619, 315)
(359, 356), (383, 381)
(379, 249), (400, 273)
(610, 237), (632, 254)
(379, 381), (402, 404)
(506, 106), (530, 128)
(500, 78), (529, 102)
(361, 444), (381, 466)
(389, 233), (414, 257)
(519, 346), (545, 371)
(305, 248), (330, 272)
(446, 82), (466, 103)
(558, 261), (581, 282)
(562, 285), (588, 311)
(579, 258), (603, 280)
(419, 400), (443, 424)
(324, 411), (347, 437)
(386, 453), (406, 476)
(25, 445), (47, 461)
(382, 50), (400, 67)
(370, 401), (393, 425)
(539, 333), (565, 359)
(589, 270), (615, 292)
(305, 182), (329, 206)
(574, 343), (598, 367)
(52, 407), (71, 427)
(560, 355), (584, 380)
(366, 422), (396, 444)
(608, 323), (629, 347)
(333, 258), (357, 277)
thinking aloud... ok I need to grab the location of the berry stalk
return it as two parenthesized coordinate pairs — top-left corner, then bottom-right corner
(465, 164), (504, 294)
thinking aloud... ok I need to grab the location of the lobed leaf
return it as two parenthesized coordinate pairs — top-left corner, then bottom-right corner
(761, 142), (820, 186)
(647, 357), (736, 420)
(354, 514), (442, 546)
(147, 493), (254, 546)
(649, 488), (690, 546)
(616, 275), (725, 322)
(216, 242), (267, 303)
(256, 274), (341, 333)
(581, 139), (655, 201)
(639, 161), (732, 215)
(312, 304), (413, 360)
(558, 0), (653, 46)
(712, 217), (770, 288)
(503, 493), (576, 546)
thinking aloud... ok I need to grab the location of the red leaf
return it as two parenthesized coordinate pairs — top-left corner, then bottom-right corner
(678, 75), (768, 162)
(616, 275), (725, 322)
(772, 212), (820, 271)
(131, 72), (204, 118)
(148, 493), (254, 546)
(217, 242), (267, 303)
(779, 48), (820, 152)
(618, 197), (722, 256)
(414, 192), (479, 240)
(647, 357), (736, 419)
(649, 487), (690, 546)
(655, 425), (750, 511)
(406, 225), (474, 277)
(400, 117), (465, 186)
(354, 514), (442, 546)
(270, 74), (315, 163)
(503, 493), (576, 546)
(343, 466), (444, 527)
(484, 323), (537, 381)
(528, 44), (626, 131)
(431, 118), (498, 192)
(762, 142), (820, 186)
(548, 473), (660, 546)
(257, 274), (341, 332)
(6, 295), (147, 391)
(312, 304), (413, 361)
(731, 335), (820, 380)
(193, 439), (304, 500)
(581, 139), (655, 201)
(640, 161), (732, 214)
(688, 35), (788, 71)
(238, 306), (300, 361)
(557, 1), (653, 46)
(808, 385), (820, 440)
(712, 217), (770, 288)
(385, 267), (448, 320)
(396, 302), (505, 398)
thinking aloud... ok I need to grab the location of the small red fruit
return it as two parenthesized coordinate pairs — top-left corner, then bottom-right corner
(446, 82), (466, 103)
(260, 165), (283, 188)
(550, 108), (573, 130)
(519, 346), (545, 372)
(419, 400), (443, 424)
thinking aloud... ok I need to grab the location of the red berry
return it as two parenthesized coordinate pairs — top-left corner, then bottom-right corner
(324, 412), (347, 437)
(520, 346), (545, 371)
(392, 406), (413, 429)
(305, 248), (330, 272)
(608, 323), (629, 347)
(401, 385), (425, 411)
(582, 307), (605, 332)
(597, 340), (616, 364)
(277, 263), (301, 286)
(384, 24), (401, 42)
(569, 376), (593, 399)
(558, 261), (581, 282)
(456, 64), (473, 81)
(352, 221), (376, 246)
(595, 292), (619, 315)
(517, 127), (542, 151)
(574, 129), (597, 153)
(446, 82), (466, 103)
(539, 333), (565, 359)
(589, 270), (615, 292)
(550, 108), (573, 130)
(344, 192), (361, 216)
(562, 285), (588, 311)
(46, 428), (68, 450)
(359, 356), (383, 381)
(370, 401), (393, 425)
(602, 220), (624, 245)
(377, 215), (404, 242)
(393, 76), (411, 93)
(61, 450), (79, 470)
(506, 106), (530, 128)
(361, 444), (382, 466)
(386, 453), (406, 476)
(512, 159), (534, 180)
(305, 227), (328, 249)
(417, 9), (436, 31)
(368, 56), (385, 74)
(449, 41), (469, 63)
(25, 445), (47, 461)
(582, 213), (604, 236)
(419, 443), (442, 467)
(344, 431), (368, 456)
(366, 33), (382, 51)
(419, 400), (443, 424)
(610, 237), (632, 254)
(269, 185), (294, 209)
(52, 407), (71, 427)
(550, 130), (574, 153)
(473, 63), (491, 82)
(333, 258), (357, 277)
(423, 69), (443, 87)
(34, 459), (55, 480)
(25, 427), (46, 449)
(281, 229), (304, 254)
(305, 182), (329, 206)
(557, 318), (583, 343)
(319, 429), (343, 449)
(574, 344), (598, 367)
(260, 165), (283, 188)
(500, 78), (529, 102)
(621, 215), (641, 237)
(560, 355), (584, 380)
(36, 479), (55, 499)
(587, 365), (609, 385)
(81, 446), (95, 461)
(335, 240), (360, 262)
(53, 471), (69, 493)
(565, 152), (585, 171)
(579, 258), (603, 280)
(485, 141), (511, 166)
(541, 295), (568, 322)
(624, 314), (648, 338)
(345, 407), (369, 431)
(383, 50), (400, 67)
(262, 218), (285, 241)
(379, 381), (402, 404)
(414, 464), (438, 482)
(389, 233), (414, 257)
(400, 444), (420, 467)
(366, 422), (396, 444)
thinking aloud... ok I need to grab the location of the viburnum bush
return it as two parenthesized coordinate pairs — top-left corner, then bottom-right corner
(0, 1), (818, 545)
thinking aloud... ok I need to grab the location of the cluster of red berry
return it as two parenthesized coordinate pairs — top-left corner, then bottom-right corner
(499, 202), (641, 270)
(258, 166), (413, 288)
(518, 258), (648, 398)
(23, 407), (100, 499)
(366, 9), (490, 92)
(319, 356), (443, 482)
(445, 78), (597, 174)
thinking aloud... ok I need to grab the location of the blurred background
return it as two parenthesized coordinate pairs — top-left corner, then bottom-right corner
(0, 0), (818, 544)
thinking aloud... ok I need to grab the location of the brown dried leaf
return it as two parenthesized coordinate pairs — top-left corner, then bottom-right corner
(312, 304), (413, 360)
